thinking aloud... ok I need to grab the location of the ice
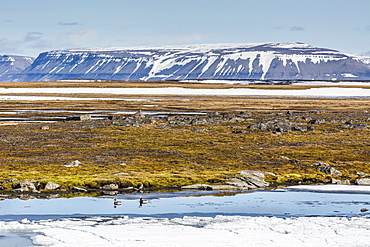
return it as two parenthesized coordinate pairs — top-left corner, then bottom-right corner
(0, 215), (369, 246)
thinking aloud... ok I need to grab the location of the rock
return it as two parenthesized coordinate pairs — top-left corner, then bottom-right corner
(133, 110), (145, 119)
(308, 119), (325, 124)
(5, 178), (19, 183)
(238, 170), (275, 188)
(315, 163), (342, 176)
(66, 114), (91, 121)
(356, 172), (369, 177)
(279, 156), (290, 160)
(101, 184), (119, 190)
(331, 178), (351, 185)
(44, 182), (61, 190)
(355, 178), (370, 185)
(226, 178), (255, 189)
(232, 129), (247, 134)
(209, 185), (239, 190)
(63, 160), (81, 167)
(72, 187), (87, 192)
(13, 179), (38, 192)
(181, 184), (213, 190)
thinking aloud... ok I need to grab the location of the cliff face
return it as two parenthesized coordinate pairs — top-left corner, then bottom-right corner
(8, 43), (370, 82)
(0, 55), (34, 82)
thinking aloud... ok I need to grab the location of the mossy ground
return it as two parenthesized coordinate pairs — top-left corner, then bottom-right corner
(0, 81), (369, 191)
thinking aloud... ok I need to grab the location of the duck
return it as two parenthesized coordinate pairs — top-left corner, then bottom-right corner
(139, 197), (148, 207)
(114, 198), (122, 206)
(360, 208), (368, 212)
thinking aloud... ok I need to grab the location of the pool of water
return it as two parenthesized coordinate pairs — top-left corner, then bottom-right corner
(1, 189), (369, 221)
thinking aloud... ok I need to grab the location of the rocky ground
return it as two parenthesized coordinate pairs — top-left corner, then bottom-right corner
(0, 104), (369, 199)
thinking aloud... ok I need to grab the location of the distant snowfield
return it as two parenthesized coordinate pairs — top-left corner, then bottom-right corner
(1, 215), (369, 246)
(0, 86), (370, 99)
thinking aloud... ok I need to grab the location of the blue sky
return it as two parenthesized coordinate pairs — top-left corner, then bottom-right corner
(1, 0), (370, 57)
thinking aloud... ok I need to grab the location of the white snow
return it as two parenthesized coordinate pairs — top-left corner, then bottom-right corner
(0, 86), (369, 98)
(288, 185), (370, 193)
(0, 215), (369, 246)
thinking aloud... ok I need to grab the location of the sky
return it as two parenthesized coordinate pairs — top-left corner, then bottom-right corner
(1, 0), (370, 58)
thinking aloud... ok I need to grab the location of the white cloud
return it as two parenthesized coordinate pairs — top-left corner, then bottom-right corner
(23, 32), (43, 42)
(67, 29), (98, 42)
(58, 21), (82, 26)
(290, 26), (305, 32)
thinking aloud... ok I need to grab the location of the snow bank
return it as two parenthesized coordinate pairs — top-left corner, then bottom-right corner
(0, 87), (369, 97)
(0, 215), (368, 246)
(288, 185), (370, 194)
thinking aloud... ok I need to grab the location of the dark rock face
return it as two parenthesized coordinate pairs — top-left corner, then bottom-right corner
(9, 42), (370, 82)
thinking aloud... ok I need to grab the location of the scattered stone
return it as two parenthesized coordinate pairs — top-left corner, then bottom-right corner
(44, 182), (61, 190)
(340, 123), (368, 130)
(101, 184), (119, 190)
(308, 119), (325, 124)
(355, 178), (370, 185)
(279, 156), (290, 160)
(63, 160), (81, 167)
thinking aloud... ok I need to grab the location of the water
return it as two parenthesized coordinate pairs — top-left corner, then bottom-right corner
(1, 189), (369, 220)
(1, 189), (369, 245)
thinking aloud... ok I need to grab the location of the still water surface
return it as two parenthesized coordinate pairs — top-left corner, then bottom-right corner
(1, 189), (370, 221)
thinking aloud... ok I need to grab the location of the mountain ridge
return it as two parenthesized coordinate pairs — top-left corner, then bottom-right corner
(2, 42), (370, 82)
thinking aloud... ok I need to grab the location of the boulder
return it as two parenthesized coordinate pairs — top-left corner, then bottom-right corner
(44, 182), (61, 190)
(315, 163), (342, 176)
(5, 178), (19, 183)
(13, 179), (38, 192)
(209, 185), (239, 190)
(63, 160), (81, 167)
(226, 178), (256, 189)
(181, 184), (213, 190)
(238, 170), (275, 188)
(356, 172), (369, 177)
(355, 178), (370, 185)
(66, 114), (91, 121)
(331, 178), (351, 185)
(101, 184), (119, 190)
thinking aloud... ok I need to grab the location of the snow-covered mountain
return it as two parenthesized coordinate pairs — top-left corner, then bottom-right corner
(10, 42), (370, 82)
(0, 55), (34, 81)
